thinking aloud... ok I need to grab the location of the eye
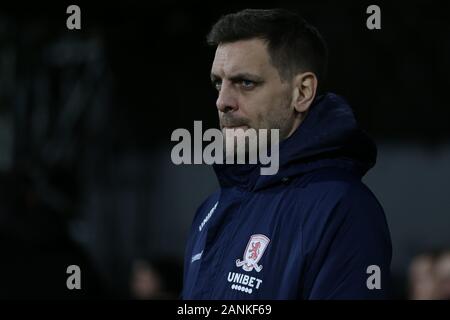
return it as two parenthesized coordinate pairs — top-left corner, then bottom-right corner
(212, 80), (222, 91)
(240, 80), (255, 89)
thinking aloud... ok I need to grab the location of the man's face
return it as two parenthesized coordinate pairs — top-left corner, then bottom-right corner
(211, 39), (297, 141)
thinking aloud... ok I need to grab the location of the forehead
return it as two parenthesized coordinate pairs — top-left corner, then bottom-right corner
(211, 39), (273, 76)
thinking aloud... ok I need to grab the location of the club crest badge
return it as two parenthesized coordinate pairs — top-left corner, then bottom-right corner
(236, 234), (270, 272)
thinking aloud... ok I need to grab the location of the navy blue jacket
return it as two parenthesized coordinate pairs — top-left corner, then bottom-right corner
(182, 93), (392, 299)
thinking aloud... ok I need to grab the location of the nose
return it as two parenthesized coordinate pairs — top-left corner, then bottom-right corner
(216, 82), (238, 113)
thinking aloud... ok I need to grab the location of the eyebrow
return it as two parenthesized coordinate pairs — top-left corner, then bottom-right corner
(210, 72), (264, 83)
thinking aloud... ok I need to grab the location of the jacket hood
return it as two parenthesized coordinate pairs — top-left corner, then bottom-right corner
(213, 92), (377, 191)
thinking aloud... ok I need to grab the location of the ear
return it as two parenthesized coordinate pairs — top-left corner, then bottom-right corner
(291, 72), (318, 113)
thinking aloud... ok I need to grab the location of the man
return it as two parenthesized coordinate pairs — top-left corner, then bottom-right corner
(182, 8), (392, 299)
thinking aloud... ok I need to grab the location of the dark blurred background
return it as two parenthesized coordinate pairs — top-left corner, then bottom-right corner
(0, 0), (449, 299)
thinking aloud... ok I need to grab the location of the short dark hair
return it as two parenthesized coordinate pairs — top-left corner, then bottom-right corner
(207, 8), (328, 91)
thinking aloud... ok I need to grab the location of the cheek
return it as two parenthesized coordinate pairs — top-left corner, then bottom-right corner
(256, 89), (291, 124)
(238, 84), (291, 128)
(244, 98), (270, 128)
